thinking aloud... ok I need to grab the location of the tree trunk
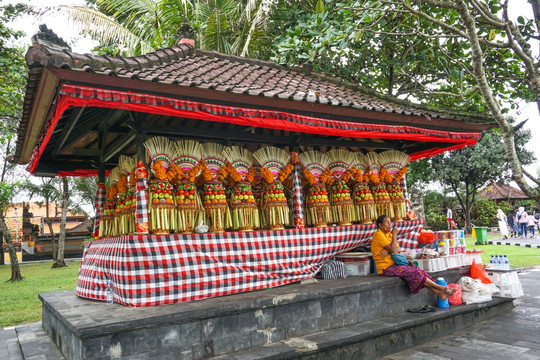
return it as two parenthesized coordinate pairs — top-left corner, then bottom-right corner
(0, 216), (23, 282)
(454, 0), (540, 204)
(45, 198), (57, 261)
(0, 229), (4, 265)
(53, 177), (68, 268)
(408, 185), (425, 220)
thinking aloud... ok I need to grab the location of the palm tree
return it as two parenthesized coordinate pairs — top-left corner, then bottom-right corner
(38, 0), (278, 57)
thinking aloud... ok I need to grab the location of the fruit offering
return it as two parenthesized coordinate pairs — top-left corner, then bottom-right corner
(231, 182), (256, 205)
(203, 182), (228, 205)
(306, 182), (329, 205)
(176, 182), (197, 205)
(330, 181), (355, 225)
(253, 146), (292, 230)
(151, 181), (175, 205)
(326, 149), (356, 226)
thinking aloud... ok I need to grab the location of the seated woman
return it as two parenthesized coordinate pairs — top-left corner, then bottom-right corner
(371, 215), (455, 301)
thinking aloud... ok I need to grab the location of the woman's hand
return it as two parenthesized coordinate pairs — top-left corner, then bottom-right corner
(380, 249), (389, 258)
(392, 225), (398, 238)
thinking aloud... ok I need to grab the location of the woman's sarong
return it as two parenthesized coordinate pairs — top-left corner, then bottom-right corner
(382, 263), (434, 294)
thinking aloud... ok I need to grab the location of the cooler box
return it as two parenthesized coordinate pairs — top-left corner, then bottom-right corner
(335, 252), (371, 276)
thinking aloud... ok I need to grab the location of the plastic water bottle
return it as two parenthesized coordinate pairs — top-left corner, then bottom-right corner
(105, 280), (114, 304)
(436, 277), (449, 308)
(490, 255), (495, 269)
(503, 255), (510, 270)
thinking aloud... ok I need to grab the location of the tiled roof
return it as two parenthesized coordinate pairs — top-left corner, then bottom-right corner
(478, 182), (529, 200)
(16, 42), (494, 162)
(67, 218), (93, 234)
(24, 43), (493, 122)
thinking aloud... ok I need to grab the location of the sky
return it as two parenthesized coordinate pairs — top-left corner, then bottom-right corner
(6, 0), (540, 193)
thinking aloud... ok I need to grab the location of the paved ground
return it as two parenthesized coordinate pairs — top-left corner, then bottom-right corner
(486, 234), (540, 248)
(381, 266), (540, 360)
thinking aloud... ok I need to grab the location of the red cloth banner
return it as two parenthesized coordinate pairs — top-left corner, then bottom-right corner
(27, 84), (481, 175)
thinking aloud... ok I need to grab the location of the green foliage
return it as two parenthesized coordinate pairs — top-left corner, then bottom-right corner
(0, 260), (81, 327)
(0, 4), (26, 131)
(471, 199), (510, 227)
(57, 0), (275, 57)
(0, 182), (17, 211)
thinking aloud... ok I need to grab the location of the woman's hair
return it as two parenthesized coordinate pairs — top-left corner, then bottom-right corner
(376, 215), (389, 228)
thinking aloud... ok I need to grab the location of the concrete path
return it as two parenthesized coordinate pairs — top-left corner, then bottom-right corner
(381, 266), (540, 360)
(485, 235), (540, 249)
(3, 266), (540, 360)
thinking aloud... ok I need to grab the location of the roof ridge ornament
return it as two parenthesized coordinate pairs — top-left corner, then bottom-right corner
(177, 22), (195, 48)
(31, 24), (72, 52)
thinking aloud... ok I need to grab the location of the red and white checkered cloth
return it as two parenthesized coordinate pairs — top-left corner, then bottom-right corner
(76, 220), (423, 307)
(136, 178), (149, 232)
(292, 164), (305, 228)
(92, 183), (106, 238)
(400, 175), (413, 213)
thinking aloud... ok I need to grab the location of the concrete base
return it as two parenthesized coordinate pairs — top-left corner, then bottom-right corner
(39, 266), (513, 360)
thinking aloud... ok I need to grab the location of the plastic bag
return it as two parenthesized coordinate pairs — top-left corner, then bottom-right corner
(447, 283), (462, 305)
(457, 276), (499, 304)
(470, 259), (492, 284)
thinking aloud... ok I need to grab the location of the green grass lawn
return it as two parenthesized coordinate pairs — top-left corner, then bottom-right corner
(0, 260), (80, 328)
(464, 235), (540, 268)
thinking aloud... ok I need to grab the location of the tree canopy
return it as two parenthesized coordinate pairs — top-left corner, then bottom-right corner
(409, 128), (535, 230)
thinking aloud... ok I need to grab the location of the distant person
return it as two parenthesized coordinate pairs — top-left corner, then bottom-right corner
(527, 212), (537, 239)
(446, 206), (457, 230)
(534, 208), (540, 233)
(496, 209), (509, 239)
(518, 209), (528, 238)
(507, 209), (517, 237)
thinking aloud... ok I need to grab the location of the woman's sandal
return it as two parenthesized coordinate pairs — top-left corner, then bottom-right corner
(407, 305), (436, 313)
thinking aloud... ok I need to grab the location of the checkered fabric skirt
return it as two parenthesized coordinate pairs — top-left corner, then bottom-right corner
(76, 220), (423, 307)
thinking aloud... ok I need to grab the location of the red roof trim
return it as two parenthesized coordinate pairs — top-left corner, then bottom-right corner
(27, 84), (481, 174)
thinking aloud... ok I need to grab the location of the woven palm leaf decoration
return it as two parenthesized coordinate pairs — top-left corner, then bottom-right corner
(299, 150), (331, 227)
(101, 167), (119, 237)
(223, 146), (260, 231)
(249, 165), (265, 229)
(352, 152), (377, 223)
(116, 155), (136, 235)
(326, 149), (356, 226)
(201, 142), (232, 232)
(144, 136), (175, 234)
(366, 151), (394, 219)
(253, 146), (293, 230)
(378, 150), (410, 221)
(170, 140), (204, 233)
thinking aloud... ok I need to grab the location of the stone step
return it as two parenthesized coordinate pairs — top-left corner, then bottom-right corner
(17, 322), (65, 360)
(39, 267), (483, 360)
(0, 328), (23, 360)
(209, 297), (514, 360)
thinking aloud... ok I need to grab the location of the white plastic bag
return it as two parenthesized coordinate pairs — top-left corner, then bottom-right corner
(194, 221), (209, 234)
(457, 276), (499, 304)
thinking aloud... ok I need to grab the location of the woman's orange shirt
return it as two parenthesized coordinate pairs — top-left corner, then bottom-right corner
(371, 229), (400, 274)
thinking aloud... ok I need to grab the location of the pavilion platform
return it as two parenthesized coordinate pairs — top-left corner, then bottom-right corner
(39, 266), (514, 360)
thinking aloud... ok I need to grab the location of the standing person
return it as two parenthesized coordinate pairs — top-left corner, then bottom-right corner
(518, 210), (528, 238)
(446, 206), (456, 230)
(371, 215), (456, 299)
(534, 208), (540, 233)
(507, 209), (518, 237)
(527, 212), (537, 239)
(496, 209), (509, 239)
